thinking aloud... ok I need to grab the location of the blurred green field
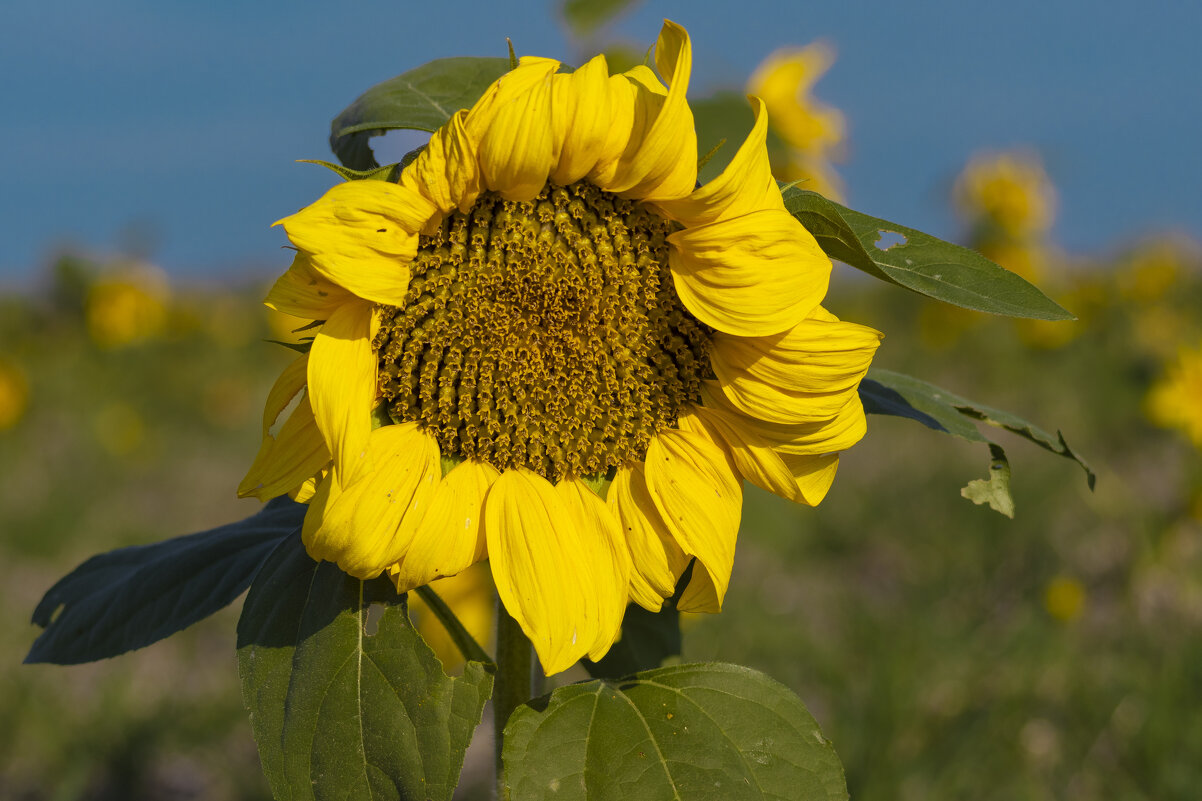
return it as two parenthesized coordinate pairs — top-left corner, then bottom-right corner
(3, 230), (1199, 800)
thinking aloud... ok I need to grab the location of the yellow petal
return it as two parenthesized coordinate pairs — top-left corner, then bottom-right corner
(668, 208), (831, 336)
(256, 352), (309, 441)
(391, 459), (499, 593)
(238, 394), (331, 501)
(608, 463), (689, 611)
(655, 96), (782, 226)
(644, 428), (742, 612)
(587, 74), (638, 187)
(485, 469), (612, 674)
(401, 110), (481, 216)
(711, 314), (881, 395)
(265, 253), (355, 320)
(290, 467), (326, 504)
(465, 56), (560, 201)
(556, 477), (631, 660)
(780, 452), (841, 506)
(276, 180), (432, 306)
(308, 300), (376, 483)
(701, 382), (868, 456)
(549, 54), (615, 187)
(603, 22), (697, 200)
(307, 423), (442, 579)
(681, 405), (802, 504)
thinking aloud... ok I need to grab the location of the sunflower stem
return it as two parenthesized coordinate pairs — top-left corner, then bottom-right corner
(493, 605), (533, 800)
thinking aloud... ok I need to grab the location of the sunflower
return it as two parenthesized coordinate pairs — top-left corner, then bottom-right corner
(240, 20), (881, 674)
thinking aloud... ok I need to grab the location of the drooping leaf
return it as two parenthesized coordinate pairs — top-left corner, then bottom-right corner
(237, 535), (493, 801)
(860, 368), (1095, 515)
(330, 57), (510, 170)
(26, 497), (304, 665)
(961, 443), (1015, 518)
(503, 662), (847, 801)
(783, 187), (1073, 320)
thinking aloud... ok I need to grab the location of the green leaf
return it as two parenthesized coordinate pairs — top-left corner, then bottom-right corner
(961, 443), (1015, 518)
(237, 535), (493, 801)
(330, 57), (511, 170)
(783, 187), (1073, 320)
(503, 662), (847, 801)
(561, 0), (641, 38)
(860, 368), (1095, 515)
(25, 497), (304, 665)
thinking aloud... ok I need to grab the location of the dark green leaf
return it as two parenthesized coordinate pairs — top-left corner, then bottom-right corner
(237, 535), (493, 801)
(504, 662), (847, 801)
(961, 443), (1015, 518)
(330, 57), (510, 170)
(783, 187), (1073, 320)
(26, 497), (304, 665)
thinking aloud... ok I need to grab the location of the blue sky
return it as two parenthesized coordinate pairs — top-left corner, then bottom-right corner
(2, 0), (1199, 283)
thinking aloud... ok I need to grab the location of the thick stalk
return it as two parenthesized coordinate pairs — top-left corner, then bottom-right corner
(493, 605), (533, 800)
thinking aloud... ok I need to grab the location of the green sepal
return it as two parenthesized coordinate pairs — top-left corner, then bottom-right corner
(298, 158), (402, 183)
(329, 57), (511, 170)
(783, 186), (1073, 320)
(503, 662), (847, 801)
(265, 338), (312, 354)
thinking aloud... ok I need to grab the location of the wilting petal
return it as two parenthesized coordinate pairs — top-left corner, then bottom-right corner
(265, 253), (355, 320)
(276, 180), (432, 305)
(466, 57), (559, 201)
(307, 423), (442, 579)
(308, 300), (376, 483)
(485, 468), (616, 674)
(609, 463), (690, 611)
(655, 96), (782, 226)
(392, 459), (498, 592)
(668, 208), (830, 336)
(238, 395), (330, 502)
(604, 22), (697, 200)
(550, 55), (615, 186)
(402, 110), (481, 216)
(556, 477), (630, 659)
(645, 428), (742, 612)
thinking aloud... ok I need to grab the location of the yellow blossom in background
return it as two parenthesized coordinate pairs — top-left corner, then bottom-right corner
(409, 563), (496, 671)
(0, 358), (30, 431)
(1146, 342), (1202, 448)
(954, 151), (1056, 241)
(746, 42), (846, 200)
(239, 21), (881, 674)
(1044, 575), (1086, 623)
(85, 262), (170, 348)
(1116, 235), (1201, 305)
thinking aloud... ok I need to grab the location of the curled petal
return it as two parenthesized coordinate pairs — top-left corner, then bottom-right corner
(645, 428), (742, 613)
(307, 423), (442, 579)
(466, 57), (560, 201)
(668, 208), (831, 336)
(401, 110), (481, 216)
(550, 55), (615, 187)
(681, 405), (802, 504)
(276, 181), (432, 305)
(265, 253), (354, 320)
(701, 382), (868, 456)
(391, 459), (498, 593)
(238, 394), (330, 502)
(655, 96), (782, 226)
(307, 301), (376, 483)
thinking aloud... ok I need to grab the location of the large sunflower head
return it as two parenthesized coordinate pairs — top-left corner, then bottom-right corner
(241, 21), (881, 674)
